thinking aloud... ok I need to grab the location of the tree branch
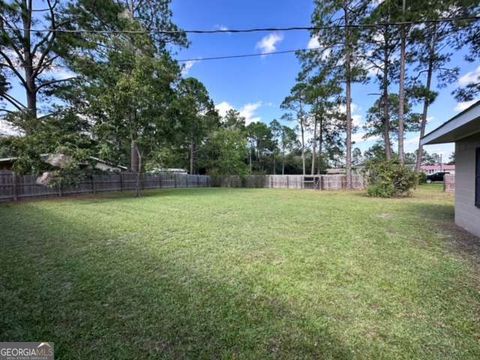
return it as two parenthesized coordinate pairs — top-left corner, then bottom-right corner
(0, 92), (27, 112)
(0, 50), (27, 87)
(35, 77), (76, 93)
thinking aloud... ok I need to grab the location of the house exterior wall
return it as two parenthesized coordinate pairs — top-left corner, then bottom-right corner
(455, 133), (480, 237)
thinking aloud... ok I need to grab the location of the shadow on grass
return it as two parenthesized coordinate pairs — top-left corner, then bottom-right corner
(0, 207), (354, 359)
(401, 200), (480, 267)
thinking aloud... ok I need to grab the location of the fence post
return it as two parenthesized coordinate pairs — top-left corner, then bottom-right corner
(174, 174), (177, 188)
(286, 176), (289, 189)
(91, 175), (96, 194)
(12, 172), (18, 201)
(119, 173), (123, 192)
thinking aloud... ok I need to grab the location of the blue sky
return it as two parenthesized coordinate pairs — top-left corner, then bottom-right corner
(171, 0), (480, 160)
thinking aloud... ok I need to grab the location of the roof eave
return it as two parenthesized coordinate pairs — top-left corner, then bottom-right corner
(420, 101), (480, 145)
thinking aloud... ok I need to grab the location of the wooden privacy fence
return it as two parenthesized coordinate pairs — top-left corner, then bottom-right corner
(0, 171), (210, 202)
(212, 174), (365, 190)
(0, 171), (365, 202)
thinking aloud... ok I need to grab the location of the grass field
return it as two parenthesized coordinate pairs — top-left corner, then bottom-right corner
(1, 185), (479, 359)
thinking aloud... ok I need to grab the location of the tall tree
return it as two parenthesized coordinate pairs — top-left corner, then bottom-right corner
(452, 1), (480, 101)
(282, 81), (308, 175)
(0, 0), (72, 129)
(60, 0), (187, 172)
(364, 93), (421, 146)
(397, 0), (407, 164)
(362, 3), (401, 160)
(310, 0), (368, 187)
(409, 1), (463, 171)
(175, 78), (218, 174)
(246, 122), (275, 174)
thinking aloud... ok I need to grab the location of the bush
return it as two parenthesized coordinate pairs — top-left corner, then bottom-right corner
(365, 160), (417, 198)
(417, 172), (427, 184)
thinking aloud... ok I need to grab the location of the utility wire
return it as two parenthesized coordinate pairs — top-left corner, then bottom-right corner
(9, 16), (480, 34)
(177, 47), (315, 62)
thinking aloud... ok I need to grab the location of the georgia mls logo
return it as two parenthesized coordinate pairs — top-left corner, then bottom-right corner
(0, 342), (54, 360)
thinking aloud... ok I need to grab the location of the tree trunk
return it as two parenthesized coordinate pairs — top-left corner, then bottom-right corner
(21, 1), (37, 121)
(344, 3), (353, 189)
(300, 119), (305, 176)
(189, 141), (195, 174)
(318, 118), (323, 175)
(415, 27), (436, 172)
(249, 146), (253, 174)
(273, 153), (276, 175)
(382, 27), (392, 160)
(311, 115), (318, 175)
(130, 139), (139, 172)
(282, 146), (285, 175)
(398, 0), (406, 164)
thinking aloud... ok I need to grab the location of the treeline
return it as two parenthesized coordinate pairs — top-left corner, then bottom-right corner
(0, 0), (478, 183)
(287, 0), (479, 187)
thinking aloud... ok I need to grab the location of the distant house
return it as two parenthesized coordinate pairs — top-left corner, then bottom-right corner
(420, 164), (455, 174)
(0, 157), (16, 171)
(0, 155), (127, 173)
(421, 100), (480, 237)
(147, 168), (188, 175)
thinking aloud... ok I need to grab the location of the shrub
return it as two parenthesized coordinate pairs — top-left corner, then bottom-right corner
(365, 160), (417, 198)
(417, 172), (427, 184)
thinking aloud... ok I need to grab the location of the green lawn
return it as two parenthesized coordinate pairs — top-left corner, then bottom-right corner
(1, 185), (479, 359)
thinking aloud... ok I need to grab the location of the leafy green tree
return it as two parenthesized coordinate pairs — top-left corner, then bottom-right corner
(353, 147), (363, 166)
(45, 0), (194, 189)
(222, 109), (246, 131)
(202, 128), (248, 176)
(174, 78), (219, 174)
(246, 122), (275, 174)
(270, 123), (299, 175)
(0, 110), (93, 175)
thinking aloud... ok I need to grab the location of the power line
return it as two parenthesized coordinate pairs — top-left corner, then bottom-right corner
(8, 16), (480, 34)
(177, 47), (315, 62)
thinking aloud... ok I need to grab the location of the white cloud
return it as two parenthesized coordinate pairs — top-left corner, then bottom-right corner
(367, 66), (381, 78)
(181, 60), (198, 76)
(458, 65), (480, 86)
(239, 102), (262, 124)
(0, 120), (21, 137)
(455, 99), (477, 112)
(306, 38), (332, 62)
(256, 32), (284, 55)
(214, 24), (229, 32)
(215, 101), (262, 125)
(338, 103), (363, 127)
(307, 36), (320, 49)
(215, 101), (234, 117)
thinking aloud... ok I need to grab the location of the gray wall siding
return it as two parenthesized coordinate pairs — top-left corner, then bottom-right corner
(455, 133), (480, 237)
